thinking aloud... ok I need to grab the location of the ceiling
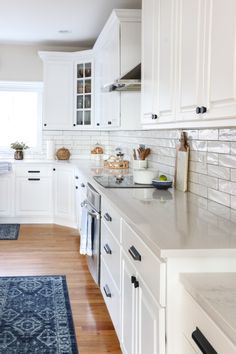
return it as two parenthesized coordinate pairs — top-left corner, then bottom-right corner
(0, 0), (142, 48)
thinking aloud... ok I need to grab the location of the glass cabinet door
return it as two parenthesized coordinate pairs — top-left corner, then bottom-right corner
(75, 62), (92, 126)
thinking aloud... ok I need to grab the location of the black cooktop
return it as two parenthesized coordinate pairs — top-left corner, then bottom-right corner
(93, 175), (154, 188)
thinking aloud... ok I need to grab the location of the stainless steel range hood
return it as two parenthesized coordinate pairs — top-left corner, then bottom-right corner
(103, 63), (141, 92)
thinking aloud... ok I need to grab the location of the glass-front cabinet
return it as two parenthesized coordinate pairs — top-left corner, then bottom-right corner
(75, 54), (94, 128)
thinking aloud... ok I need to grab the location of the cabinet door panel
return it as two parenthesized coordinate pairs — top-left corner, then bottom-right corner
(43, 60), (74, 130)
(121, 253), (136, 354)
(54, 168), (75, 222)
(138, 279), (165, 354)
(205, 0), (236, 119)
(0, 175), (13, 216)
(176, 0), (205, 121)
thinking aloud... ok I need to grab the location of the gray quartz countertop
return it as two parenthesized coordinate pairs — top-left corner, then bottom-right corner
(180, 273), (236, 347)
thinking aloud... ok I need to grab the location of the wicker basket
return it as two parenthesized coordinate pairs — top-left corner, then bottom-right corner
(104, 160), (129, 169)
(56, 147), (71, 160)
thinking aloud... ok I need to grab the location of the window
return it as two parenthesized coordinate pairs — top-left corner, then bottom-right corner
(0, 81), (42, 150)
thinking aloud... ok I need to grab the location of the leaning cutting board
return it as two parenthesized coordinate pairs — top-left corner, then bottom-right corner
(175, 132), (189, 192)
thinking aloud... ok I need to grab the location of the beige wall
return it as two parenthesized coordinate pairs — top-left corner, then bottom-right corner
(0, 44), (84, 81)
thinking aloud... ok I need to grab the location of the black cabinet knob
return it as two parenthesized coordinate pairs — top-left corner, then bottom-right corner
(75, 186), (78, 189)
(131, 276), (139, 288)
(200, 106), (207, 114)
(73, 124), (76, 127)
(108, 121), (112, 125)
(196, 106), (201, 114)
(75, 176), (79, 179)
(152, 114), (158, 120)
(96, 123), (100, 126)
(134, 280), (139, 288)
(53, 168), (56, 171)
(44, 123), (47, 127)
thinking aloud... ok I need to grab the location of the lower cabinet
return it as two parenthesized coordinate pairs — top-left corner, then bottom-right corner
(15, 177), (52, 216)
(121, 252), (165, 354)
(53, 166), (76, 227)
(0, 173), (14, 217)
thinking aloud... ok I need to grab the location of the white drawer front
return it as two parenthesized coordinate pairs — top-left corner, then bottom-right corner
(101, 259), (120, 339)
(15, 165), (52, 177)
(101, 221), (121, 290)
(122, 220), (166, 306)
(101, 198), (121, 242)
(182, 290), (236, 354)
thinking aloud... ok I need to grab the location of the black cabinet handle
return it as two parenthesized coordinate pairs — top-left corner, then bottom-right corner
(192, 328), (217, 354)
(104, 244), (112, 254)
(75, 176), (79, 179)
(104, 213), (112, 222)
(200, 106), (207, 114)
(81, 183), (85, 188)
(103, 285), (111, 298)
(108, 121), (112, 125)
(196, 106), (201, 114)
(128, 246), (141, 261)
(28, 170), (40, 173)
(44, 123), (47, 127)
(152, 114), (158, 120)
(131, 276), (139, 288)
(76, 186), (78, 189)
(28, 178), (40, 181)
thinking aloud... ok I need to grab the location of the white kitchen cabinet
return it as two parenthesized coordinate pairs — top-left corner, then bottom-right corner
(74, 50), (94, 128)
(141, 0), (176, 125)
(39, 52), (74, 130)
(74, 169), (87, 229)
(0, 173), (14, 217)
(94, 9), (141, 130)
(142, 0), (236, 128)
(121, 251), (165, 354)
(53, 165), (76, 227)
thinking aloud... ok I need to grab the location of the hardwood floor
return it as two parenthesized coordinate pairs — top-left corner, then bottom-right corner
(0, 224), (121, 354)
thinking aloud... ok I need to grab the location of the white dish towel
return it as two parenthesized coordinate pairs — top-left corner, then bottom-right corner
(79, 207), (93, 256)
(0, 162), (12, 174)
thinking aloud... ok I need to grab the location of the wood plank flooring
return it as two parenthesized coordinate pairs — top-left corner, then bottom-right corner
(0, 224), (121, 354)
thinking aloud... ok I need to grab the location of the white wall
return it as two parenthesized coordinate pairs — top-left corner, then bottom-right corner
(0, 43), (83, 81)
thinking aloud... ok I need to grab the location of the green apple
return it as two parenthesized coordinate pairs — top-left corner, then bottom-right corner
(159, 174), (167, 181)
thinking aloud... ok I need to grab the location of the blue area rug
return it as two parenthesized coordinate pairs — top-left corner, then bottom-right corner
(0, 224), (20, 240)
(0, 275), (78, 353)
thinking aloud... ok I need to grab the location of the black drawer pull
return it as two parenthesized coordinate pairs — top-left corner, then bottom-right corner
(192, 327), (217, 354)
(28, 178), (40, 181)
(152, 114), (158, 119)
(131, 275), (136, 284)
(28, 170), (40, 173)
(200, 106), (207, 114)
(75, 176), (79, 179)
(196, 106), (201, 114)
(128, 246), (141, 261)
(103, 285), (111, 298)
(104, 244), (112, 254)
(104, 213), (112, 222)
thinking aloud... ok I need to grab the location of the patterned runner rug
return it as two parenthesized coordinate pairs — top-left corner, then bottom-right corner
(0, 275), (78, 353)
(0, 224), (20, 240)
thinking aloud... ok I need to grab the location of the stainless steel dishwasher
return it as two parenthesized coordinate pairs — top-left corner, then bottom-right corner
(81, 182), (101, 285)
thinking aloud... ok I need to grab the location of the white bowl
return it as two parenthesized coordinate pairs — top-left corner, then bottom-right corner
(133, 169), (158, 184)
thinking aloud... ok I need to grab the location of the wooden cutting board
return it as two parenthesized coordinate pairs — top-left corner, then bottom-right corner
(175, 132), (189, 192)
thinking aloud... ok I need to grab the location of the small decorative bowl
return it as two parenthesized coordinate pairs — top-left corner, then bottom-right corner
(152, 179), (173, 190)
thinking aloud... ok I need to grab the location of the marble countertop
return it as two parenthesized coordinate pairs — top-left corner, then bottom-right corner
(4, 158), (236, 258)
(180, 273), (236, 347)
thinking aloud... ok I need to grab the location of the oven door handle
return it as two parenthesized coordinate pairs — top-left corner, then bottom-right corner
(88, 210), (100, 220)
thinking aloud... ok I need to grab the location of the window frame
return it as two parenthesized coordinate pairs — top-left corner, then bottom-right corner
(0, 81), (43, 152)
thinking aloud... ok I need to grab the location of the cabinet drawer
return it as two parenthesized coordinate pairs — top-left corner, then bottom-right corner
(122, 220), (166, 306)
(15, 165), (52, 177)
(101, 221), (121, 290)
(101, 259), (120, 339)
(182, 290), (236, 354)
(101, 198), (121, 242)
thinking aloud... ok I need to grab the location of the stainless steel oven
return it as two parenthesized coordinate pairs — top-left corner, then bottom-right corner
(81, 183), (101, 285)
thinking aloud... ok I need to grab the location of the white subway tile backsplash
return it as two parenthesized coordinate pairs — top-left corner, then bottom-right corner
(208, 165), (230, 180)
(231, 196), (236, 210)
(219, 154), (236, 168)
(219, 129), (236, 141)
(207, 141), (230, 154)
(208, 189), (230, 207)
(219, 180), (236, 196)
(199, 129), (219, 141)
(207, 153), (219, 165)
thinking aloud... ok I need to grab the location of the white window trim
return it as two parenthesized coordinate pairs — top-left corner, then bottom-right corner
(0, 81), (43, 153)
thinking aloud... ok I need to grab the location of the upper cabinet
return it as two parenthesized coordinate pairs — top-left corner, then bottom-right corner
(94, 10), (142, 130)
(74, 50), (94, 128)
(39, 52), (74, 130)
(142, 0), (236, 128)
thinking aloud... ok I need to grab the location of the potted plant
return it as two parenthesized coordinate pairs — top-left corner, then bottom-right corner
(10, 141), (29, 160)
